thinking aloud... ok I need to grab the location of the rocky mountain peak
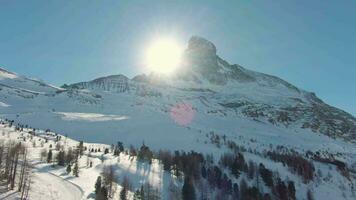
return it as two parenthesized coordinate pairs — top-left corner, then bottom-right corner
(179, 36), (256, 85)
(187, 36), (217, 56)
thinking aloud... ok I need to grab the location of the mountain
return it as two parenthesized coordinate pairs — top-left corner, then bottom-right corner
(57, 36), (356, 143)
(178, 36), (356, 141)
(0, 36), (355, 148)
(1, 36), (356, 199)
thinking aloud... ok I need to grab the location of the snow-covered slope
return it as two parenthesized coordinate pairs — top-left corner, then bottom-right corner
(1, 116), (355, 200)
(0, 67), (60, 94)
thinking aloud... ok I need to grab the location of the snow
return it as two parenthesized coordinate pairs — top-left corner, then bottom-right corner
(29, 166), (83, 200)
(0, 69), (17, 79)
(0, 124), (172, 200)
(55, 112), (129, 122)
(0, 101), (10, 107)
(1, 116), (356, 200)
(0, 68), (58, 94)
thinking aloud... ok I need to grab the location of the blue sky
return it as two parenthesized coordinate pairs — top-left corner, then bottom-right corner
(0, 0), (355, 115)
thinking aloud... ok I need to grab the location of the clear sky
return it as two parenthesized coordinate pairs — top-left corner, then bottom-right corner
(0, 0), (355, 115)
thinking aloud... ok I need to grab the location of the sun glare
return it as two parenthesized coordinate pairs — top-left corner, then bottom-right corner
(146, 38), (183, 75)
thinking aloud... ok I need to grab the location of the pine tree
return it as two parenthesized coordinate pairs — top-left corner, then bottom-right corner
(133, 189), (142, 200)
(78, 141), (84, 157)
(288, 181), (296, 200)
(47, 149), (52, 163)
(56, 151), (65, 166)
(66, 164), (71, 174)
(117, 142), (124, 152)
(65, 148), (74, 165)
(248, 160), (256, 180)
(95, 176), (102, 194)
(231, 159), (241, 178)
(201, 165), (207, 179)
(114, 141), (124, 156)
(102, 165), (117, 197)
(98, 186), (108, 200)
(233, 183), (239, 200)
(73, 161), (79, 177)
(120, 187), (127, 200)
(182, 176), (196, 200)
(104, 148), (109, 154)
(140, 185), (145, 199)
(275, 178), (288, 200)
(95, 177), (107, 200)
(137, 143), (153, 163)
(259, 163), (273, 188)
(307, 189), (314, 200)
(239, 178), (248, 200)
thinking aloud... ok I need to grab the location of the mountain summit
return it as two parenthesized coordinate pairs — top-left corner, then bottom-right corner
(186, 36), (217, 56)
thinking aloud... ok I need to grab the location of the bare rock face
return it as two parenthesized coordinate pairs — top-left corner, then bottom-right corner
(68, 75), (130, 93)
(187, 36), (217, 57)
(181, 36), (255, 85)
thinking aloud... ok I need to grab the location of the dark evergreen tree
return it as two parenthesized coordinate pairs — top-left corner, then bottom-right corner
(120, 187), (127, 200)
(158, 150), (172, 171)
(263, 193), (272, 200)
(246, 186), (260, 200)
(47, 149), (52, 163)
(232, 183), (239, 199)
(56, 150), (65, 166)
(307, 189), (314, 200)
(239, 178), (248, 200)
(231, 159), (241, 178)
(65, 148), (74, 165)
(78, 141), (84, 156)
(104, 148), (109, 154)
(66, 164), (71, 174)
(275, 178), (288, 200)
(248, 160), (256, 179)
(259, 163), (274, 188)
(201, 165), (207, 179)
(73, 161), (79, 177)
(288, 181), (296, 200)
(114, 141), (124, 155)
(137, 143), (153, 163)
(100, 186), (108, 200)
(95, 176), (102, 194)
(133, 189), (142, 200)
(182, 176), (196, 200)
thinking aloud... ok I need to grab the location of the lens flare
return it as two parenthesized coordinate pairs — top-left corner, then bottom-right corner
(170, 103), (195, 126)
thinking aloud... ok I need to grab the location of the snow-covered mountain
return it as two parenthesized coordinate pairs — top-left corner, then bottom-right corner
(15, 35), (351, 143)
(0, 36), (355, 146)
(1, 36), (356, 200)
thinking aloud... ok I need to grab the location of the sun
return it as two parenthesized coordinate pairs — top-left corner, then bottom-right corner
(145, 38), (183, 75)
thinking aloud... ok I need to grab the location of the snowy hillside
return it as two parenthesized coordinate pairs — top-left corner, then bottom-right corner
(0, 68), (60, 94)
(0, 117), (355, 200)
